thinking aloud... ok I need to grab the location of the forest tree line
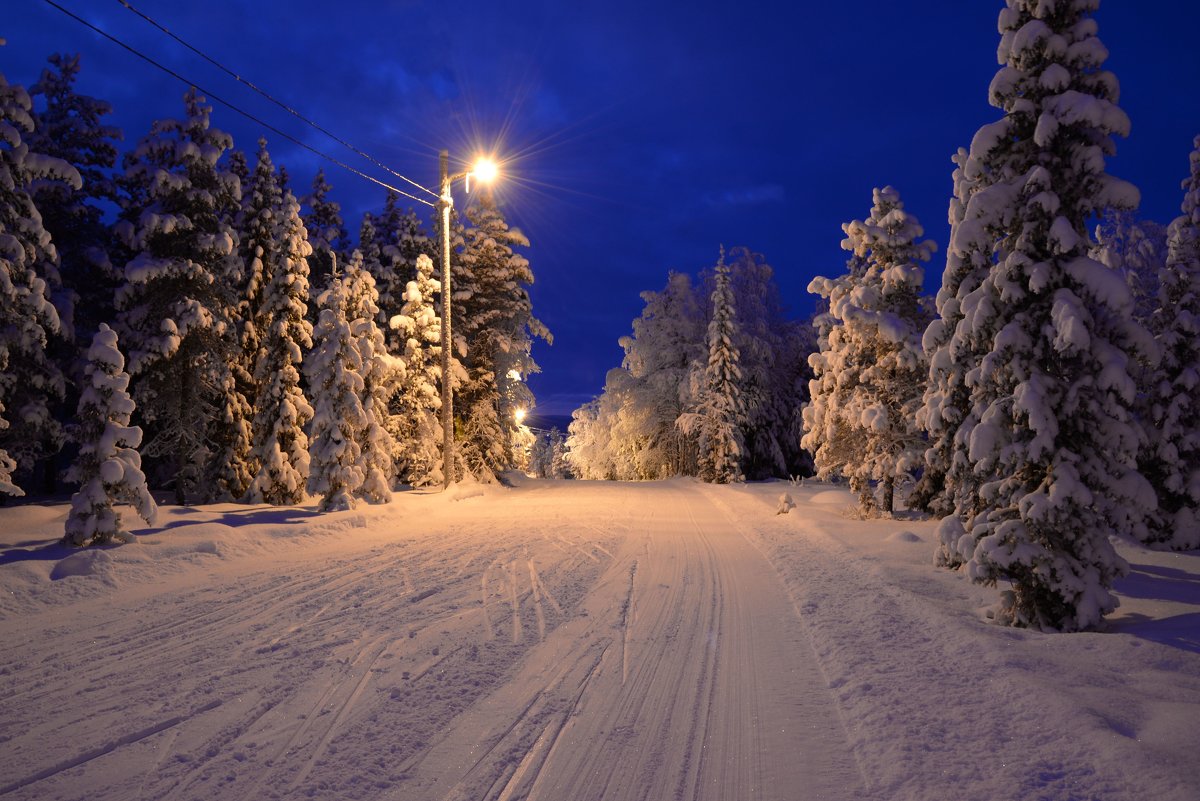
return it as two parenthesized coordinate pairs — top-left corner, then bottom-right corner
(1, 52), (548, 530)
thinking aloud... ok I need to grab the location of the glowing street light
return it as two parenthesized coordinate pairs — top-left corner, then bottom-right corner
(514, 408), (527, 425)
(439, 151), (499, 491)
(467, 157), (498, 191)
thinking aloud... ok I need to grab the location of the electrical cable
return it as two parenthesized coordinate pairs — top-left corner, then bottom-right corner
(114, 0), (439, 200)
(39, 0), (436, 208)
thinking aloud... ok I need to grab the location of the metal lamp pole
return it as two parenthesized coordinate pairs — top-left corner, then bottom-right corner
(436, 152), (497, 491)
(439, 150), (454, 491)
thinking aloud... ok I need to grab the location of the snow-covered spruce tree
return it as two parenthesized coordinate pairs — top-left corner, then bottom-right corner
(912, 149), (990, 517)
(548, 428), (572, 479)
(389, 252), (443, 487)
(607, 271), (705, 480)
(530, 428), (571, 479)
(368, 191), (406, 330)
(63, 325), (156, 546)
(305, 266), (367, 511)
(454, 192), (550, 482)
(803, 187), (933, 514)
(343, 250), (398, 503)
(723, 247), (813, 479)
(529, 429), (552, 478)
(235, 140), (282, 378)
(302, 168), (347, 300)
(27, 53), (122, 345)
(0, 64), (77, 497)
(210, 139), (287, 502)
(1092, 208), (1167, 328)
(245, 188), (314, 505)
(678, 247), (746, 484)
(114, 89), (244, 504)
(226, 149), (249, 188)
(1139, 136), (1200, 551)
(936, 0), (1155, 630)
(383, 207), (434, 355)
(566, 398), (611, 480)
(370, 191), (434, 355)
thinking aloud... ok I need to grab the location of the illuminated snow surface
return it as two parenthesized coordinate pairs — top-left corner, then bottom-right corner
(1, 477), (1197, 801)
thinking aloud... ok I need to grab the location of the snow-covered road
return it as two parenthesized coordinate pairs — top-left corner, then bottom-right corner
(402, 482), (859, 801)
(1, 478), (1198, 801)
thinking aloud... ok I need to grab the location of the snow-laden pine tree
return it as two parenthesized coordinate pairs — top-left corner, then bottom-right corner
(721, 247), (813, 479)
(236, 140), (282, 377)
(306, 266), (367, 511)
(369, 191), (407, 333)
(1092, 209), (1167, 327)
(548, 428), (572, 479)
(227, 149), (250, 189)
(566, 399), (609, 480)
(454, 193), (550, 482)
(63, 325), (156, 546)
(389, 252), (443, 487)
(384, 207), (434, 355)
(678, 248), (746, 483)
(0, 65), (77, 497)
(936, 0), (1155, 630)
(370, 192), (434, 355)
(245, 188), (314, 505)
(530, 428), (571, 479)
(803, 187), (933, 514)
(210, 139), (285, 501)
(1139, 136), (1200, 551)
(114, 89), (244, 503)
(912, 150), (990, 517)
(343, 250), (398, 503)
(606, 272), (705, 480)
(302, 168), (347, 300)
(27, 53), (121, 345)
(529, 430), (553, 478)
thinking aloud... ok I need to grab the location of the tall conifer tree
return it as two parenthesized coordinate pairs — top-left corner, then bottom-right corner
(1140, 136), (1200, 550)
(0, 66), (77, 496)
(303, 168), (347, 300)
(678, 248), (746, 484)
(454, 193), (550, 481)
(343, 251), (398, 503)
(63, 325), (156, 545)
(935, 0), (1152, 630)
(114, 89), (243, 503)
(390, 253), (443, 487)
(803, 187), (932, 514)
(27, 53), (121, 344)
(246, 188), (314, 505)
(306, 266), (367, 511)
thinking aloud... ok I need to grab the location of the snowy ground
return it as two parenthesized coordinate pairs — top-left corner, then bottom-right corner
(1, 478), (1197, 801)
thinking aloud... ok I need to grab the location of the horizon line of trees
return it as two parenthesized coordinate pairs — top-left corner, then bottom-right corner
(1, 52), (548, 543)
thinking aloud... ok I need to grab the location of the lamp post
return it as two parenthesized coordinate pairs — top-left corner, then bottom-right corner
(438, 151), (498, 491)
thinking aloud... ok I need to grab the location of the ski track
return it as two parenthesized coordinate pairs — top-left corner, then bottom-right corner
(391, 482), (861, 801)
(0, 481), (864, 801)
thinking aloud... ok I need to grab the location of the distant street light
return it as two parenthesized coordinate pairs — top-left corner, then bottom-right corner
(439, 150), (498, 491)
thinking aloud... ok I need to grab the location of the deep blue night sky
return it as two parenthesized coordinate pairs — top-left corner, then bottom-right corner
(6, 0), (1199, 416)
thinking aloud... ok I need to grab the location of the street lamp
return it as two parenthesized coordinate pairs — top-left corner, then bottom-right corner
(439, 150), (498, 491)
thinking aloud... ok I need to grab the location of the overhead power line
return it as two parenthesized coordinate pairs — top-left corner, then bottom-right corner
(39, 0), (436, 208)
(114, 0), (439, 200)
